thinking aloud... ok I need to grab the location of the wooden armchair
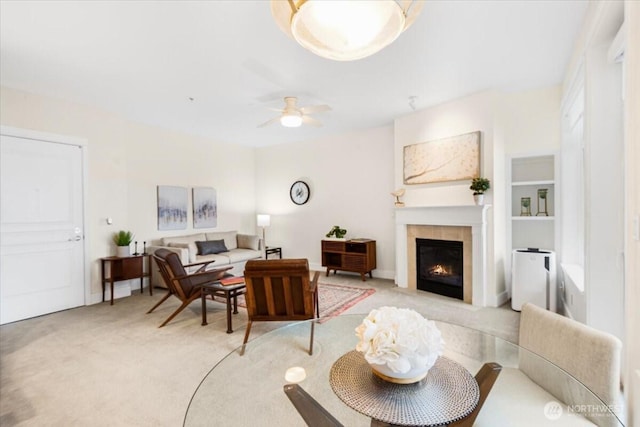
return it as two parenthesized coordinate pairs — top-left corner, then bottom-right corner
(148, 248), (232, 327)
(241, 258), (319, 356)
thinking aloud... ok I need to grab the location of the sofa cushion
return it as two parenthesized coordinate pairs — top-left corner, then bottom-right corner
(237, 233), (260, 251)
(220, 248), (262, 263)
(206, 231), (237, 250)
(196, 239), (228, 255)
(194, 254), (231, 266)
(168, 242), (197, 263)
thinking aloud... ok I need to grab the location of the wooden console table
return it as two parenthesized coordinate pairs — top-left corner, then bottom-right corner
(321, 239), (376, 281)
(101, 254), (152, 305)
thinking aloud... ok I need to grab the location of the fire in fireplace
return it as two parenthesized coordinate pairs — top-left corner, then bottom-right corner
(416, 238), (463, 300)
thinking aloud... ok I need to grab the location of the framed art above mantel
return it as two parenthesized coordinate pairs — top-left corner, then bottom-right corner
(403, 131), (481, 185)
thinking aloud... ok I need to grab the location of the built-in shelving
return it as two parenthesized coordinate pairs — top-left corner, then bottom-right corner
(507, 153), (559, 291)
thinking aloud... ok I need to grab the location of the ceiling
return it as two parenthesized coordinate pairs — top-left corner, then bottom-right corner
(0, 1), (588, 147)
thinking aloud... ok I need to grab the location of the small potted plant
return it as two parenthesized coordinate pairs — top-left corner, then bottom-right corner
(325, 225), (347, 240)
(469, 177), (490, 205)
(113, 230), (134, 257)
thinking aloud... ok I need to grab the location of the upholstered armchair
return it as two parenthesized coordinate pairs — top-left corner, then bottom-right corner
(148, 248), (232, 327)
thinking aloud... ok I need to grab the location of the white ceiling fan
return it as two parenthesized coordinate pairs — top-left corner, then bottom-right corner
(258, 97), (331, 128)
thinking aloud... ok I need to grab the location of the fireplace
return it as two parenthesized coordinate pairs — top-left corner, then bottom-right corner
(416, 238), (464, 300)
(395, 205), (490, 306)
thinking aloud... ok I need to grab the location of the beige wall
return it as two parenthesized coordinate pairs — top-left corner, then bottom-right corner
(0, 86), (256, 302)
(500, 86), (562, 155)
(393, 89), (561, 305)
(254, 126), (396, 278)
(393, 91), (501, 303)
(0, 84), (563, 307)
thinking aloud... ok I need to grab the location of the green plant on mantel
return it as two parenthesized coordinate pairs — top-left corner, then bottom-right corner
(469, 177), (490, 195)
(112, 230), (134, 246)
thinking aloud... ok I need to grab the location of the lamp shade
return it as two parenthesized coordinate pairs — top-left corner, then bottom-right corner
(257, 214), (271, 227)
(271, 0), (424, 61)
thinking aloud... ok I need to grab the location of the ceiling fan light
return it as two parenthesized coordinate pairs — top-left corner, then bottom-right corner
(281, 113), (303, 127)
(290, 0), (407, 61)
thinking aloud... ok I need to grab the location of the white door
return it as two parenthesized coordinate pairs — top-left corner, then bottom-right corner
(1, 131), (85, 324)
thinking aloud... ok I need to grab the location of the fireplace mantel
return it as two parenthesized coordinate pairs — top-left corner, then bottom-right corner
(395, 205), (491, 306)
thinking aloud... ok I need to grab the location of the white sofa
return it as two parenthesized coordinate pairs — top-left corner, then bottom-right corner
(148, 230), (263, 288)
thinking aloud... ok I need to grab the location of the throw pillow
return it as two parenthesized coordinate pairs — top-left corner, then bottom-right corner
(237, 234), (260, 251)
(196, 239), (228, 255)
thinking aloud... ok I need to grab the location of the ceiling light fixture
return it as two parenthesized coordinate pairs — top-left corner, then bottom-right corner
(280, 111), (303, 127)
(271, 0), (424, 61)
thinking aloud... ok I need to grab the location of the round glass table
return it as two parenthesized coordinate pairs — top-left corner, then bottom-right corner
(184, 315), (624, 427)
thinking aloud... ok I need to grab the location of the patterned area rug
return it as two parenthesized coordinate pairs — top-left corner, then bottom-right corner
(214, 283), (375, 323)
(316, 283), (376, 322)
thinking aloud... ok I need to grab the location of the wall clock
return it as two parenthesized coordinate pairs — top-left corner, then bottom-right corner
(290, 180), (310, 205)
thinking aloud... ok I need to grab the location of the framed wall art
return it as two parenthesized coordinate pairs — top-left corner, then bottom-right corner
(192, 187), (217, 229)
(157, 185), (188, 230)
(403, 131), (481, 185)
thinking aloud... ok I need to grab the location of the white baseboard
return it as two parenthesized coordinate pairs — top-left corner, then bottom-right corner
(562, 300), (575, 319)
(89, 281), (135, 305)
(309, 263), (394, 281)
(489, 290), (510, 307)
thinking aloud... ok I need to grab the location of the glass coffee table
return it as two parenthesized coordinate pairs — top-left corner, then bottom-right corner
(184, 315), (624, 426)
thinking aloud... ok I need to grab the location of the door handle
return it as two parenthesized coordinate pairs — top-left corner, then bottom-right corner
(68, 236), (82, 242)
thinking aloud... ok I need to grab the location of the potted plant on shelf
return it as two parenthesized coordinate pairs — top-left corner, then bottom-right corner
(470, 177), (490, 205)
(113, 230), (134, 257)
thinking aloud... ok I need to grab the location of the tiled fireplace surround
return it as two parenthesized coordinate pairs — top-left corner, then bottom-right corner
(395, 205), (491, 307)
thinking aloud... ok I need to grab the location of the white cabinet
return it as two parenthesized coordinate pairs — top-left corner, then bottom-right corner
(507, 153), (558, 297)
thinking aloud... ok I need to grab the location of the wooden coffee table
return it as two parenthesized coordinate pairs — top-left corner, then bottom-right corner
(200, 281), (246, 333)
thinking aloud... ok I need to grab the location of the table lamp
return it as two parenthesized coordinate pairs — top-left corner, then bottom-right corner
(257, 214), (271, 248)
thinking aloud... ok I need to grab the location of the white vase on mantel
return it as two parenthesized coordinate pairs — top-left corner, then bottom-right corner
(473, 194), (485, 206)
(116, 245), (130, 257)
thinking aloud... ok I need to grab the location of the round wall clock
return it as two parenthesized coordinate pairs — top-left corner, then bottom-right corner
(290, 180), (310, 205)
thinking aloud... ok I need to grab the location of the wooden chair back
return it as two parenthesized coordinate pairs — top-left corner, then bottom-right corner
(241, 258), (319, 355)
(244, 258), (316, 321)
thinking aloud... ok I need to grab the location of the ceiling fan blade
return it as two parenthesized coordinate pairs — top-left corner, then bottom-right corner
(300, 104), (331, 115)
(302, 115), (323, 127)
(257, 117), (281, 128)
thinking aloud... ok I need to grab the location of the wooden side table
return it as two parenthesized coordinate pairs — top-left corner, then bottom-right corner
(101, 254), (152, 305)
(201, 281), (246, 333)
(265, 247), (282, 259)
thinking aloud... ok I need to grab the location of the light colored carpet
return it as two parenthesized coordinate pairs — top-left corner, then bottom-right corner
(0, 273), (519, 427)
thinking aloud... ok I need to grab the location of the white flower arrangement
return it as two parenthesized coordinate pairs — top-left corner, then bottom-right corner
(355, 307), (445, 375)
